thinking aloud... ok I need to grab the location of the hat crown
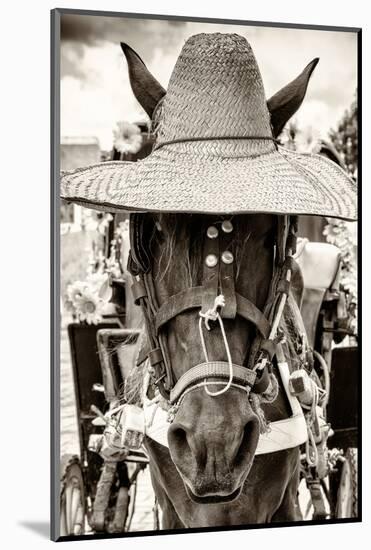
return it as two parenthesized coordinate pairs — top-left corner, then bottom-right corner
(157, 33), (273, 148)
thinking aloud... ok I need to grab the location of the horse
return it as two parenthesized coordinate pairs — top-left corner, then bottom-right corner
(119, 39), (319, 529)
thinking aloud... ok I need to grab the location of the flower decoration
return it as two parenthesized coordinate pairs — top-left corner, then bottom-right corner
(66, 273), (113, 325)
(323, 219), (357, 300)
(73, 289), (104, 325)
(113, 121), (143, 155)
(281, 122), (322, 154)
(281, 119), (358, 334)
(64, 208), (130, 324)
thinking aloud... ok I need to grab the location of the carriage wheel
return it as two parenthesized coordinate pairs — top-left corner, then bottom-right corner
(60, 455), (86, 536)
(336, 448), (358, 518)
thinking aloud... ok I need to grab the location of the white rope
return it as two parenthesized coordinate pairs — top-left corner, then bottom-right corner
(305, 424), (318, 467)
(198, 294), (234, 397)
(305, 382), (319, 467)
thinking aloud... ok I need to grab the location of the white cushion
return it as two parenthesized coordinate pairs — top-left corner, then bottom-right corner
(295, 240), (341, 290)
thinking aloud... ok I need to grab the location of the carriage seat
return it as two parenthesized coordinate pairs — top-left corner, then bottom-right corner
(294, 240), (342, 348)
(96, 328), (142, 403)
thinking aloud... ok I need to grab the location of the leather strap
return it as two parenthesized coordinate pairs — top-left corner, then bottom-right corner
(201, 234), (219, 315)
(277, 279), (291, 295)
(129, 213), (153, 274)
(235, 294), (271, 339)
(131, 280), (147, 305)
(154, 288), (271, 338)
(135, 272), (170, 399)
(148, 348), (164, 366)
(169, 361), (256, 404)
(136, 337), (150, 366)
(276, 215), (289, 267)
(155, 287), (203, 332)
(219, 224), (237, 319)
(252, 367), (270, 393)
(307, 479), (328, 520)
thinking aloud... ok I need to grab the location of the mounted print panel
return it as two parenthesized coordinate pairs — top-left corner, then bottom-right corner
(51, 8), (360, 541)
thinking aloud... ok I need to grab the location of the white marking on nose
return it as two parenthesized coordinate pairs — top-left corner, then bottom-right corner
(180, 341), (188, 353)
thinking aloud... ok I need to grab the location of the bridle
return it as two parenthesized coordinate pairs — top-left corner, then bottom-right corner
(127, 212), (300, 407)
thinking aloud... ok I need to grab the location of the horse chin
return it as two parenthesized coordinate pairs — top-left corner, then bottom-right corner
(184, 482), (243, 504)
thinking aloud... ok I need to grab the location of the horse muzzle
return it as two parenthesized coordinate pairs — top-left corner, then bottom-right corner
(167, 384), (260, 504)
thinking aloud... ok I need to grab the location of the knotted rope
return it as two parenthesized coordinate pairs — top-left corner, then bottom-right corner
(198, 295), (235, 397)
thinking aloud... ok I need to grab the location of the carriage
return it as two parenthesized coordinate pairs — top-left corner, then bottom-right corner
(59, 32), (358, 536)
(59, 320), (159, 536)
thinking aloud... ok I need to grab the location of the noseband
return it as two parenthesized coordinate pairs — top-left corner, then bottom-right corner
(128, 213), (299, 406)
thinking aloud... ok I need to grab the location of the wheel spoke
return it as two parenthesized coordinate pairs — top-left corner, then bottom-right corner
(336, 449), (358, 519)
(60, 457), (86, 537)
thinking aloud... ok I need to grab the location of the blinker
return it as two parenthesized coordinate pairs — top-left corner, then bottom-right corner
(205, 254), (218, 267)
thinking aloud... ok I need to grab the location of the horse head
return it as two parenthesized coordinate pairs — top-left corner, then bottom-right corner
(122, 40), (317, 504)
(150, 213), (277, 502)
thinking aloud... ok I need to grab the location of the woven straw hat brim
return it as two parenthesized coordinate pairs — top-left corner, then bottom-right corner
(60, 145), (357, 221)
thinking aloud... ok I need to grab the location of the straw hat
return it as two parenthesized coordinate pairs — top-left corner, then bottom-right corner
(60, 33), (357, 221)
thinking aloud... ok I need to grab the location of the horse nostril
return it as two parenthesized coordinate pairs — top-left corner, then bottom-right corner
(170, 427), (188, 448)
(168, 425), (193, 458)
(234, 417), (259, 467)
(168, 424), (206, 467)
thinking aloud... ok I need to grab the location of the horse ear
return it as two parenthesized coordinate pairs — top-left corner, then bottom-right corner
(120, 42), (166, 118)
(267, 58), (319, 138)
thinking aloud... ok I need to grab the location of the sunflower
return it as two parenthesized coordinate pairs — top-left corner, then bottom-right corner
(67, 281), (89, 304)
(66, 277), (109, 324)
(113, 121), (143, 155)
(74, 289), (104, 325)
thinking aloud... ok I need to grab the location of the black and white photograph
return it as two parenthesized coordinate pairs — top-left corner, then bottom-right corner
(53, 8), (359, 541)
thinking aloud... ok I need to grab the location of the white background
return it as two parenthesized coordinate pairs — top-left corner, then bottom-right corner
(0, 0), (369, 548)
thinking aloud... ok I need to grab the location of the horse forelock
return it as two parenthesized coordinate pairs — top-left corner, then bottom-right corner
(150, 213), (275, 291)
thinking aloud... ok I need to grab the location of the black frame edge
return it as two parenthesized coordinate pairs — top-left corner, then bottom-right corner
(356, 27), (362, 523)
(55, 7), (361, 33)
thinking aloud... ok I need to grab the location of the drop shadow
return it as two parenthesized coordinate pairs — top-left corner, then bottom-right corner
(18, 521), (50, 539)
